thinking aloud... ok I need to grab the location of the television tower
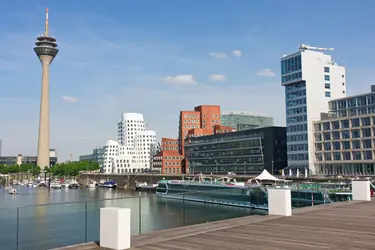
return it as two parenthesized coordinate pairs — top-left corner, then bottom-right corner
(34, 8), (59, 169)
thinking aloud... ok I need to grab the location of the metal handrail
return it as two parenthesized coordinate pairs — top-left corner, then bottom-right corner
(0, 195), (139, 210)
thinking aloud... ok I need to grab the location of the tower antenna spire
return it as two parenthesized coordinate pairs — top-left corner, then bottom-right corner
(45, 8), (49, 36)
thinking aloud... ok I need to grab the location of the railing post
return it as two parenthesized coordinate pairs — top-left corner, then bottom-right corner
(85, 201), (88, 242)
(138, 196), (141, 234)
(16, 207), (19, 250)
(182, 193), (185, 226)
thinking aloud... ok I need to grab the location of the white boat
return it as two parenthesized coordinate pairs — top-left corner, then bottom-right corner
(135, 182), (157, 191)
(68, 180), (79, 189)
(8, 188), (17, 195)
(86, 180), (97, 188)
(50, 181), (62, 189)
(61, 180), (70, 188)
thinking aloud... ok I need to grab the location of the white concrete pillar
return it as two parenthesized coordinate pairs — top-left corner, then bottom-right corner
(268, 188), (292, 216)
(100, 207), (131, 249)
(352, 180), (371, 201)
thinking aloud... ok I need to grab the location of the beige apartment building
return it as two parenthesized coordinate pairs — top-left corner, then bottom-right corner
(313, 85), (375, 176)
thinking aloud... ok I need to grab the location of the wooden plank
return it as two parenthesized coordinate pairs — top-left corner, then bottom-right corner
(58, 199), (375, 250)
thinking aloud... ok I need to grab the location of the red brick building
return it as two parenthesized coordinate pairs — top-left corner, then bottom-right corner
(153, 105), (234, 174)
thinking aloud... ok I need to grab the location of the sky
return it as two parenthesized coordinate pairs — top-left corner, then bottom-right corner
(0, 0), (375, 161)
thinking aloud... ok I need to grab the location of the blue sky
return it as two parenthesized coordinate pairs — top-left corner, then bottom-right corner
(0, 1), (374, 161)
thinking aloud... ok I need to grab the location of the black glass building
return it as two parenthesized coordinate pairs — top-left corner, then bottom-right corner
(185, 126), (287, 175)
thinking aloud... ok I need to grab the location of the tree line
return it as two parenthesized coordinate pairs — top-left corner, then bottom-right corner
(0, 160), (100, 177)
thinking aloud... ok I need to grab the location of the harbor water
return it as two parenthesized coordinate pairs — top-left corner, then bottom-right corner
(0, 187), (265, 250)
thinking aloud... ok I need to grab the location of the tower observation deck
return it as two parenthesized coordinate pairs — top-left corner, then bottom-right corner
(34, 8), (59, 62)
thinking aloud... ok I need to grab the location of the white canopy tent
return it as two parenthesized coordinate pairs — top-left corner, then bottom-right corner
(253, 169), (282, 181)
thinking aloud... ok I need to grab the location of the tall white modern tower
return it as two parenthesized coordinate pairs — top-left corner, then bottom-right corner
(34, 8), (59, 169)
(281, 44), (346, 174)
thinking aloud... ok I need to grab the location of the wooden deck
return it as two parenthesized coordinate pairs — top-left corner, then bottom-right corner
(54, 199), (375, 250)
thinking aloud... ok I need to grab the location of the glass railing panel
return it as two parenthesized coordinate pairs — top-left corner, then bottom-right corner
(0, 207), (17, 250)
(17, 202), (86, 250)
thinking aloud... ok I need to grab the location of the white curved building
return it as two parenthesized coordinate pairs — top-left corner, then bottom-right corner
(102, 140), (119, 173)
(101, 113), (156, 174)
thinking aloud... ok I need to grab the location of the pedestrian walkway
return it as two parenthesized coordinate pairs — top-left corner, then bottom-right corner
(55, 199), (375, 250)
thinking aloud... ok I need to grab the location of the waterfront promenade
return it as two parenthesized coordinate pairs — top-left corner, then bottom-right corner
(57, 199), (375, 250)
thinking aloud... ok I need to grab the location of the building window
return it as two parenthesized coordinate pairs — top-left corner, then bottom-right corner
(325, 91), (331, 97)
(325, 83), (330, 89)
(324, 75), (330, 81)
(324, 67), (330, 73)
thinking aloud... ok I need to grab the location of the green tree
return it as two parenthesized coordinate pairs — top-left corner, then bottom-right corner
(49, 160), (100, 177)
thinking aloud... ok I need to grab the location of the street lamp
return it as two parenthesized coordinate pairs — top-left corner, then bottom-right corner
(272, 161), (274, 175)
(216, 162), (218, 175)
(244, 161), (246, 176)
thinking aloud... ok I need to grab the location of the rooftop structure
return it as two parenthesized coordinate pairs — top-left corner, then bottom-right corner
(221, 111), (274, 131)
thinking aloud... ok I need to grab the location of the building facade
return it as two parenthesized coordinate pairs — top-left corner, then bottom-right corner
(153, 138), (183, 174)
(0, 149), (57, 166)
(88, 113), (157, 174)
(185, 127), (287, 175)
(313, 85), (375, 176)
(281, 46), (346, 173)
(79, 146), (105, 165)
(221, 111), (274, 131)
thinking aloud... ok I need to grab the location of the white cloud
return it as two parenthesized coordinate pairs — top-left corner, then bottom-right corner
(256, 68), (276, 77)
(61, 95), (79, 103)
(208, 52), (227, 59)
(162, 74), (197, 85)
(209, 74), (226, 82)
(232, 50), (242, 57)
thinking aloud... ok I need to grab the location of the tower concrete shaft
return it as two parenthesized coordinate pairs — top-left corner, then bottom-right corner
(34, 8), (59, 169)
(37, 56), (53, 169)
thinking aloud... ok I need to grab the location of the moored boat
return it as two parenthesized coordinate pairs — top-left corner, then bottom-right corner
(103, 180), (117, 188)
(86, 180), (97, 188)
(135, 182), (157, 192)
(155, 175), (268, 209)
(8, 188), (17, 195)
(68, 180), (79, 189)
(50, 181), (62, 189)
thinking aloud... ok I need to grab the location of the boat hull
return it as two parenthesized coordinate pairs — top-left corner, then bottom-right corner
(156, 192), (268, 210)
(135, 186), (156, 192)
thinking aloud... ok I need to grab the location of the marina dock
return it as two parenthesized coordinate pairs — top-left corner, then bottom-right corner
(56, 198), (375, 250)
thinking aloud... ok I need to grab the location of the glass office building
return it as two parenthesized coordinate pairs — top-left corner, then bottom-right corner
(79, 146), (105, 166)
(221, 112), (274, 131)
(185, 127), (287, 175)
(313, 85), (375, 176)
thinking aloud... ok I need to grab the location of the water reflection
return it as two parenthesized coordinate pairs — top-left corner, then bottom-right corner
(0, 187), (263, 250)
